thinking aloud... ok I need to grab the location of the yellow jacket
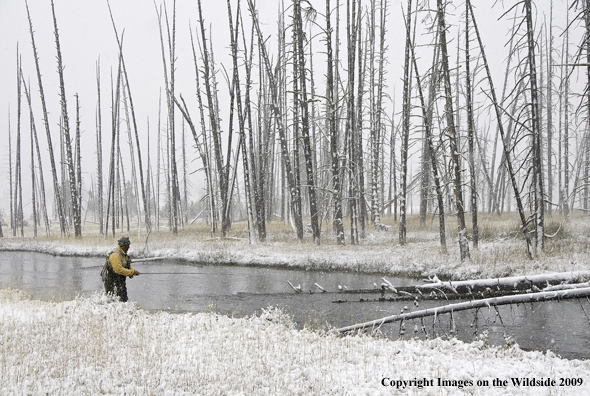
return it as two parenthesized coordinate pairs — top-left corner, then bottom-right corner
(109, 246), (135, 277)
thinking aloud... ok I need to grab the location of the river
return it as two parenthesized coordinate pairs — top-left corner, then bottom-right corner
(1, 251), (588, 360)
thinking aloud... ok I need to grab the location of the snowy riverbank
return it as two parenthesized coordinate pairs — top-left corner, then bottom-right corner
(1, 288), (589, 395)
(1, 226), (589, 281)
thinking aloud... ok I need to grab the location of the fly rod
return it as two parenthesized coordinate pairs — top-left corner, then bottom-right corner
(140, 272), (236, 275)
(141, 272), (204, 275)
(131, 257), (167, 263)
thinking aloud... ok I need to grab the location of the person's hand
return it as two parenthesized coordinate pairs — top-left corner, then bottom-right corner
(133, 270), (141, 276)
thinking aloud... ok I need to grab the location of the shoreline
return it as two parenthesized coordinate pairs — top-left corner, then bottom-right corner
(2, 226), (589, 281)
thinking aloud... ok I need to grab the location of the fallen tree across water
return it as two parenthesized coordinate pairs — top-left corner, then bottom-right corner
(416, 271), (590, 294)
(289, 271), (590, 302)
(335, 287), (590, 334)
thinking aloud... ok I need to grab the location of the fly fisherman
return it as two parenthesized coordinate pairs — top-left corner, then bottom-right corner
(101, 236), (141, 302)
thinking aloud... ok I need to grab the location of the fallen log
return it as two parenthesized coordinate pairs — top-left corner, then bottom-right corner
(543, 282), (590, 292)
(416, 271), (590, 294)
(332, 287), (530, 303)
(336, 287), (590, 334)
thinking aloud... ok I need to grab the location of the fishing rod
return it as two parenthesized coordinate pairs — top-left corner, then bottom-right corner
(140, 272), (207, 275)
(131, 257), (167, 263)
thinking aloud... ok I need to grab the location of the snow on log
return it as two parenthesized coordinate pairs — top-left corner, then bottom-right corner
(335, 287), (590, 334)
(543, 282), (590, 291)
(416, 271), (590, 293)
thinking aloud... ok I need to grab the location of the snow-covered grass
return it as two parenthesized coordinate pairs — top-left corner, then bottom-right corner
(1, 288), (589, 395)
(2, 213), (589, 280)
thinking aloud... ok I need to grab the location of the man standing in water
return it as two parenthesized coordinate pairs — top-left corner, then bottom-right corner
(101, 236), (141, 302)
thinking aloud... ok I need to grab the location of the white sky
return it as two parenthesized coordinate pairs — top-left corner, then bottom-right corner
(0, 0), (578, 222)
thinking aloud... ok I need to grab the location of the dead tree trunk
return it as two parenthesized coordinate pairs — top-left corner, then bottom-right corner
(465, 2), (478, 249)
(438, 0), (469, 261)
(326, 0), (345, 244)
(30, 101), (37, 238)
(373, 0), (387, 227)
(546, 6), (554, 215)
(23, 78), (50, 236)
(293, 0), (321, 244)
(524, 0), (545, 253)
(337, 287), (590, 333)
(355, 11), (367, 239)
(75, 94), (82, 231)
(189, 27), (216, 236)
(468, 0), (534, 258)
(26, 0), (67, 237)
(247, 0), (304, 240)
(243, 21), (267, 241)
(105, 47), (124, 238)
(96, 60), (104, 236)
(9, 111), (14, 235)
(52, 0), (81, 237)
(107, 5), (151, 239)
(399, 0), (412, 246)
(346, 0), (360, 245)
(585, 0), (590, 211)
(16, 52), (24, 237)
(227, 0), (256, 244)
(411, 24), (447, 253)
(196, 0), (232, 237)
(155, 0), (181, 234)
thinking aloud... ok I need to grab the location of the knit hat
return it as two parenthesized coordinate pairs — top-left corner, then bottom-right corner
(118, 236), (131, 247)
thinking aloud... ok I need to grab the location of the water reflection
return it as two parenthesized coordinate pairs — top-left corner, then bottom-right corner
(1, 251), (588, 360)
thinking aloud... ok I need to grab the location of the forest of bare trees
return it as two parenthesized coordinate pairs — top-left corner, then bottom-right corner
(2, 0), (590, 259)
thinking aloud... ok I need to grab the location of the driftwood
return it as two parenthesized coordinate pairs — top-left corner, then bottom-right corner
(333, 287), (528, 304)
(416, 271), (590, 294)
(288, 272), (590, 302)
(336, 287), (590, 333)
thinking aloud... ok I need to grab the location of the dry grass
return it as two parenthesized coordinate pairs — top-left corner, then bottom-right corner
(3, 288), (590, 395)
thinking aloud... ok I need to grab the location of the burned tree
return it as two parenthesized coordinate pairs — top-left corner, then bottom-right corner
(52, 0), (81, 237)
(25, 0), (67, 236)
(438, 0), (469, 261)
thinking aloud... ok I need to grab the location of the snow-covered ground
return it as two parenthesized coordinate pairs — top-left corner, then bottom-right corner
(1, 217), (589, 394)
(1, 288), (589, 395)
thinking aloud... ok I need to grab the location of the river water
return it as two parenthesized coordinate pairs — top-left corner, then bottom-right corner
(1, 251), (588, 360)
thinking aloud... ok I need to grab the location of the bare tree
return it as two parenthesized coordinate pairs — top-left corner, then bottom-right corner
(411, 18), (447, 253)
(96, 60), (104, 235)
(468, 0), (534, 258)
(107, 3), (152, 241)
(438, 0), (469, 261)
(326, 0), (345, 244)
(8, 110), (13, 236)
(105, 45), (125, 238)
(247, 0), (305, 241)
(465, 1), (478, 249)
(399, 0), (412, 246)
(242, 19), (267, 241)
(545, 5), (554, 215)
(196, 0), (233, 237)
(51, 0), (81, 237)
(524, 0), (545, 253)
(293, 0), (321, 244)
(15, 49), (24, 237)
(188, 25), (216, 235)
(156, 0), (181, 234)
(22, 76), (50, 236)
(227, 0), (256, 244)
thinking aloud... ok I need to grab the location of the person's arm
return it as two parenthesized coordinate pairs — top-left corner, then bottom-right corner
(109, 252), (135, 277)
